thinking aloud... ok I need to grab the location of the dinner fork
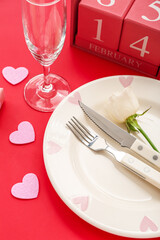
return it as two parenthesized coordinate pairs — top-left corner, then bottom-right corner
(66, 117), (160, 189)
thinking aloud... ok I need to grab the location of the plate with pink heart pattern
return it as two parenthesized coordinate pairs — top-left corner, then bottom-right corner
(43, 76), (160, 238)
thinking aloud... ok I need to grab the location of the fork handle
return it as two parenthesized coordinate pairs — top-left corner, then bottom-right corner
(121, 153), (160, 189)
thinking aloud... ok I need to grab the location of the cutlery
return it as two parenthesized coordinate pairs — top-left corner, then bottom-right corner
(79, 101), (160, 169)
(66, 117), (160, 189)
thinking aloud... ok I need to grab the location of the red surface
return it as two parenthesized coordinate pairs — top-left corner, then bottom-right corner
(0, 0), (156, 240)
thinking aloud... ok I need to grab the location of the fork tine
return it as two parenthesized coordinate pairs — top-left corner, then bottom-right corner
(72, 117), (96, 139)
(66, 121), (89, 145)
(70, 117), (93, 141)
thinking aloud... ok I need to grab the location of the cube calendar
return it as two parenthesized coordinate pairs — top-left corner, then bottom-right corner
(70, 0), (160, 78)
(76, 0), (135, 50)
(119, 0), (160, 66)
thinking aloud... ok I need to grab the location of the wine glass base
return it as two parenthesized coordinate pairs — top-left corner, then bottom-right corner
(24, 74), (71, 112)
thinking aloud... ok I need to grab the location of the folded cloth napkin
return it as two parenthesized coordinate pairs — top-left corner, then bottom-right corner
(0, 88), (4, 109)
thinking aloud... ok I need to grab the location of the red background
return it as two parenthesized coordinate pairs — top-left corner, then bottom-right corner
(0, 0), (155, 240)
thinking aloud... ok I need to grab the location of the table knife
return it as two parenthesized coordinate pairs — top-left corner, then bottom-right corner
(79, 101), (160, 169)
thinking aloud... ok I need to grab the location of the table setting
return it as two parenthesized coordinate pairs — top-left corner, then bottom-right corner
(0, 0), (160, 240)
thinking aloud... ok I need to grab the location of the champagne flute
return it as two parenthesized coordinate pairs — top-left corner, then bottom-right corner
(22, 0), (70, 112)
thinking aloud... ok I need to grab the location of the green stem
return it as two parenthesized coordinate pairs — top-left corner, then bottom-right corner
(125, 108), (159, 152)
(137, 125), (159, 152)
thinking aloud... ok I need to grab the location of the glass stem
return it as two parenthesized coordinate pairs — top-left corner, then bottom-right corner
(42, 66), (53, 92)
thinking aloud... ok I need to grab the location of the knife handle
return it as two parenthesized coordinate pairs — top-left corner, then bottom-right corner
(121, 153), (160, 189)
(131, 139), (160, 169)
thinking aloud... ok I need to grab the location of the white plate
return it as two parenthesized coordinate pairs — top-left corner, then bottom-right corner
(43, 76), (160, 238)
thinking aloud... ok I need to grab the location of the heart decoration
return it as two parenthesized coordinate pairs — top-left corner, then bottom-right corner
(72, 196), (89, 211)
(140, 216), (158, 232)
(2, 66), (28, 85)
(9, 121), (35, 144)
(68, 92), (81, 105)
(46, 140), (61, 154)
(11, 173), (39, 199)
(119, 76), (134, 88)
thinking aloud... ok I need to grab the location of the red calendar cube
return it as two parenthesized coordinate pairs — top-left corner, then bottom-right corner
(76, 0), (135, 50)
(119, 0), (160, 66)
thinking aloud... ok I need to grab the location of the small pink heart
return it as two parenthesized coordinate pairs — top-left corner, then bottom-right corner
(72, 196), (89, 211)
(119, 76), (134, 87)
(68, 92), (81, 105)
(140, 216), (158, 232)
(46, 141), (61, 154)
(2, 66), (28, 85)
(9, 121), (35, 144)
(11, 173), (39, 199)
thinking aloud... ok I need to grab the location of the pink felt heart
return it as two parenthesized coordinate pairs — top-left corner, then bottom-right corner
(119, 76), (134, 87)
(140, 216), (158, 232)
(72, 196), (89, 211)
(11, 173), (39, 199)
(2, 66), (28, 85)
(68, 92), (81, 105)
(46, 141), (61, 154)
(9, 121), (35, 144)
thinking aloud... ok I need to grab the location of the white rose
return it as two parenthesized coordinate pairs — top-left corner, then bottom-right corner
(105, 86), (139, 123)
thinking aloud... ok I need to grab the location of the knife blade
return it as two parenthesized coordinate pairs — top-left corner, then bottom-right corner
(79, 101), (160, 169)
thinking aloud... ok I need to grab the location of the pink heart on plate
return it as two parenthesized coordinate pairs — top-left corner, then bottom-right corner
(68, 92), (81, 105)
(11, 173), (39, 199)
(9, 121), (35, 144)
(140, 216), (158, 232)
(2, 66), (28, 85)
(46, 141), (61, 154)
(72, 196), (89, 211)
(119, 76), (134, 87)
